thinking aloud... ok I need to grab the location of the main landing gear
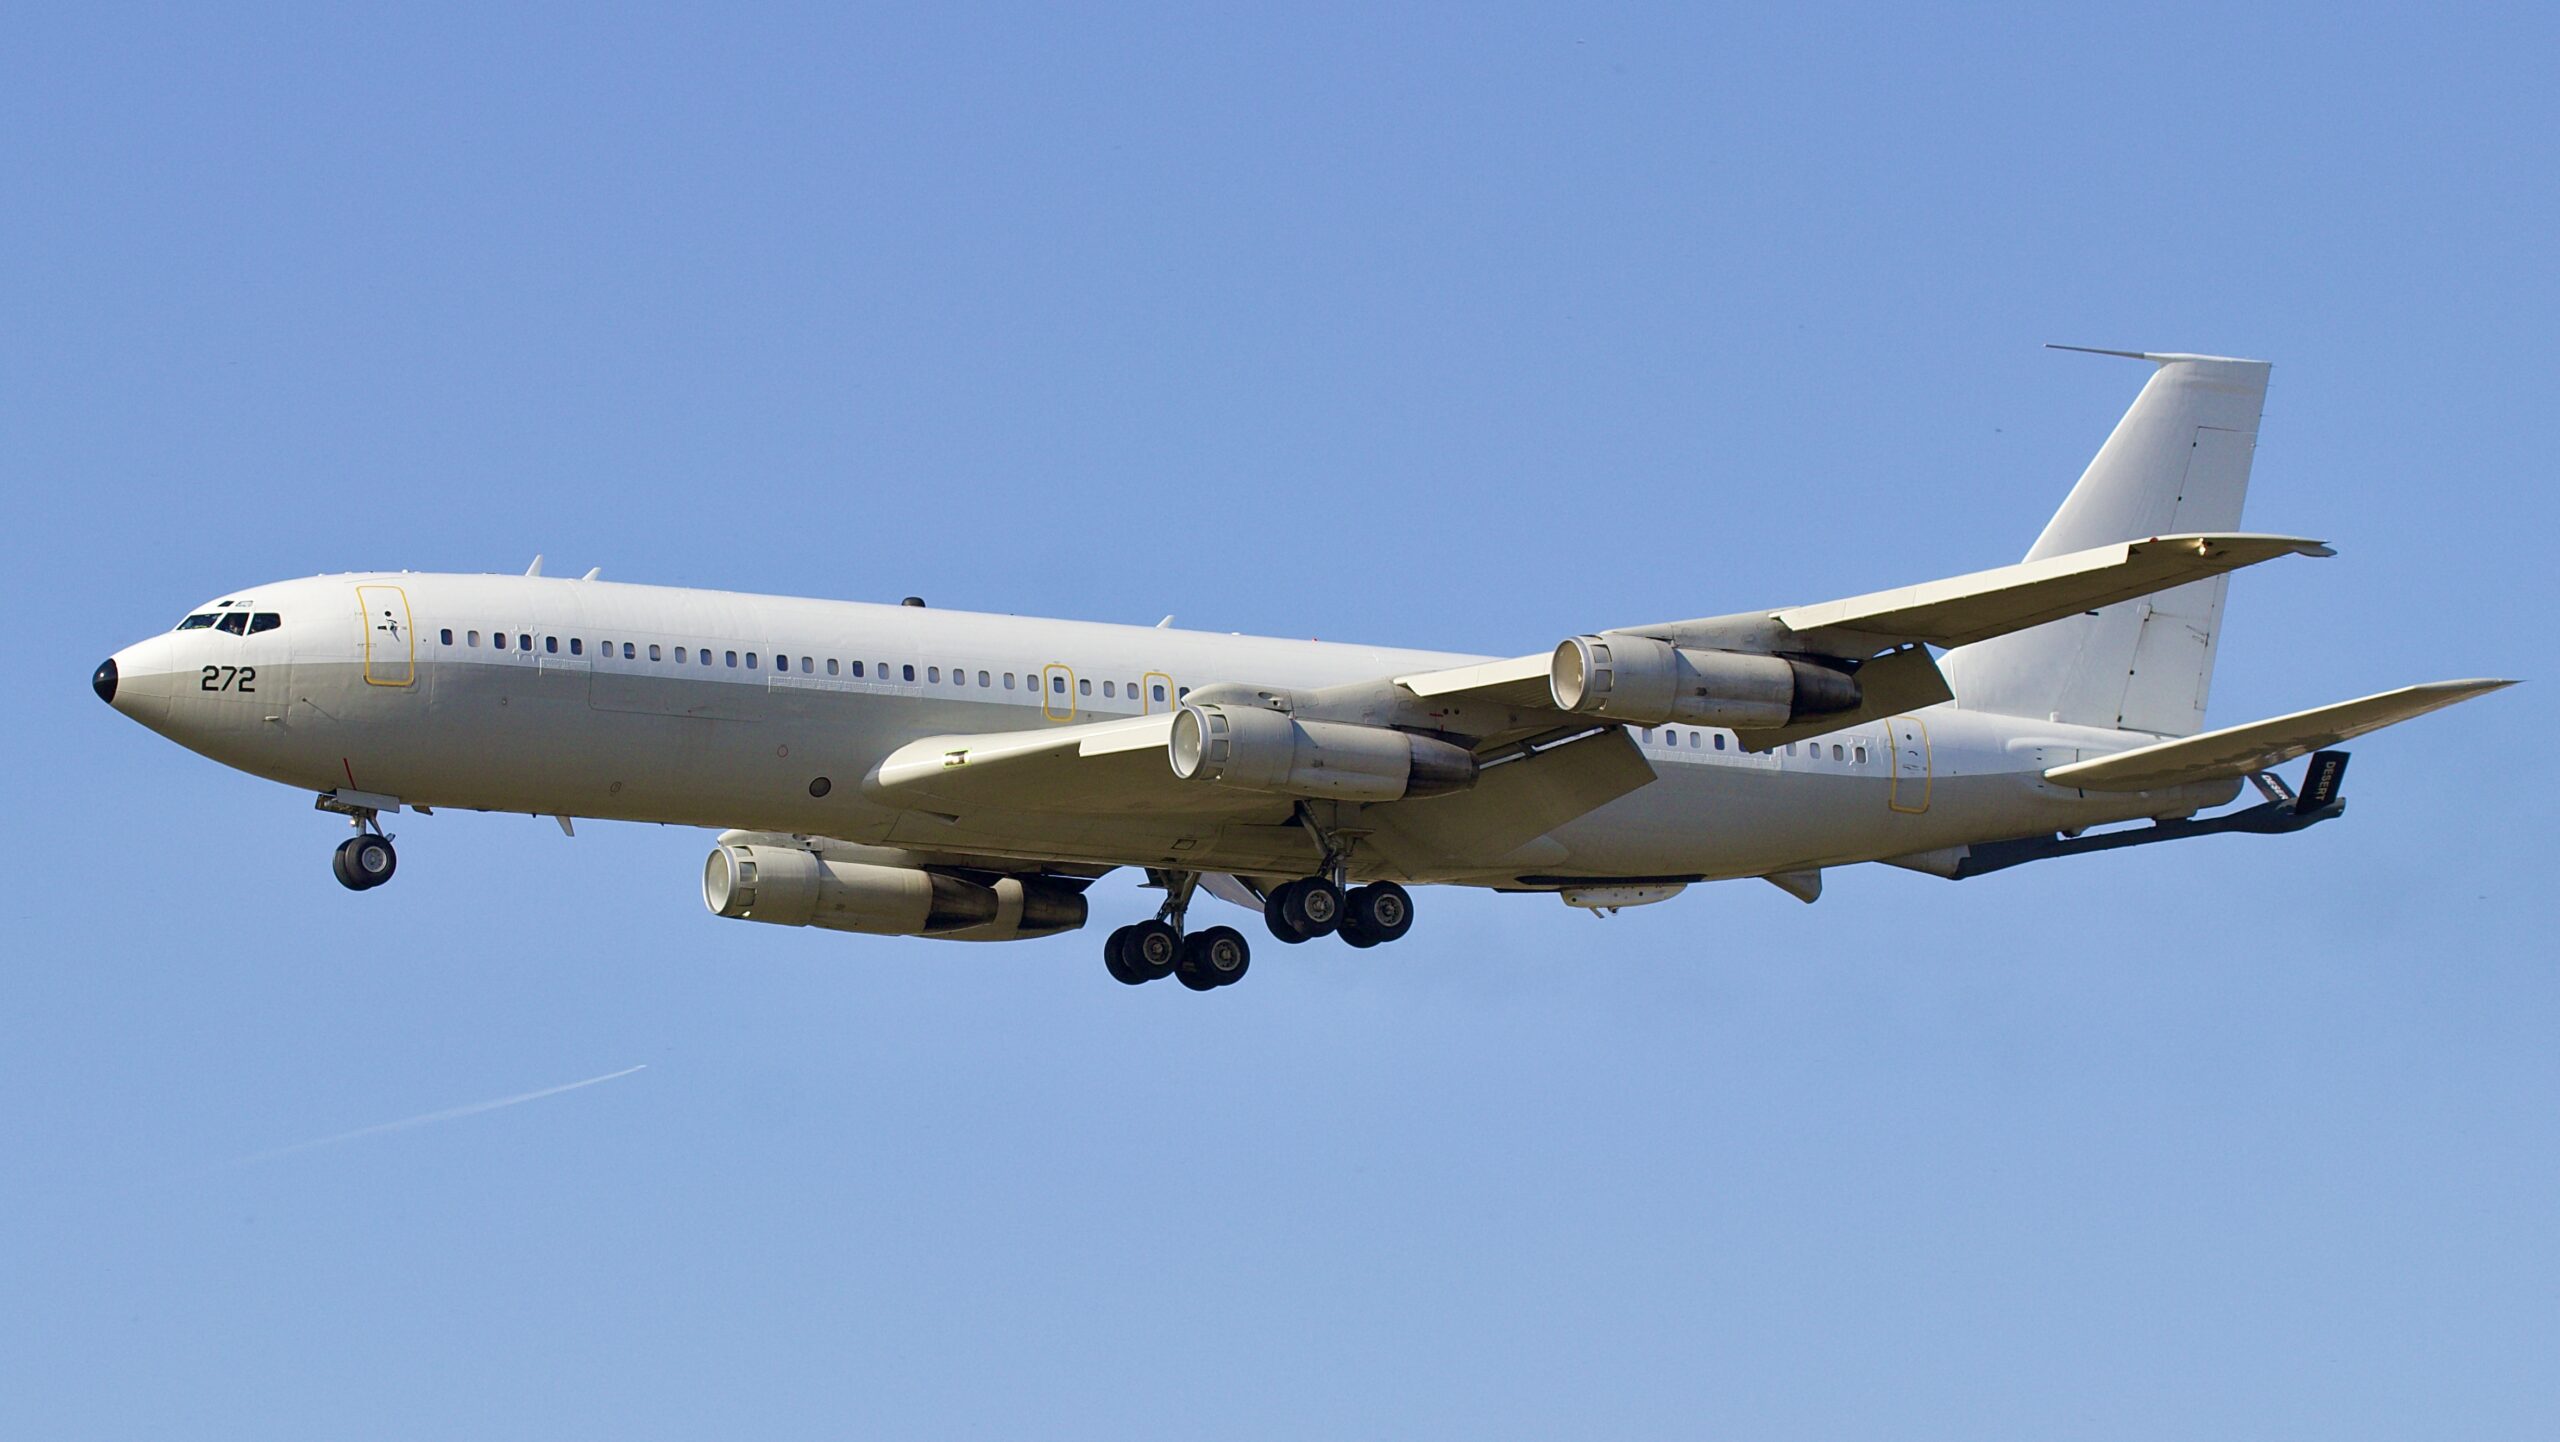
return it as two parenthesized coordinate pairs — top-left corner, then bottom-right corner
(1263, 878), (1414, 949)
(1103, 871), (1252, 991)
(1099, 868), (1421, 991)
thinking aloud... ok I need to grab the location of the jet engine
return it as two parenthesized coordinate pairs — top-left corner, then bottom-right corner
(1550, 634), (1861, 729)
(702, 843), (1087, 941)
(1168, 702), (1477, 802)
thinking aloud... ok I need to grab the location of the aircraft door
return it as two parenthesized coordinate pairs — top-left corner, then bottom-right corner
(1142, 671), (1175, 714)
(355, 585), (416, 687)
(1041, 664), (1076, 722)
(1888, 717), (1931, 814)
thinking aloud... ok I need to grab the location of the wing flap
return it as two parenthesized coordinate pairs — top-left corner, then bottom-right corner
(867, 713), (1253, 816)
(2045, 678), (2517, 791)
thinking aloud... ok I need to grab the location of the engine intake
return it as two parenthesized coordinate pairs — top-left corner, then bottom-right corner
(1551, 634), (1861, 729)
(1168, 703), (1477, 802)
(703, 844), (1086, 942)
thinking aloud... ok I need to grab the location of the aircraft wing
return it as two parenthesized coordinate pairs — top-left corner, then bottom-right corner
(2044, 678), (2517, 792)
(1391, 532), (2331, 749)
(863, 532), (2337, 817)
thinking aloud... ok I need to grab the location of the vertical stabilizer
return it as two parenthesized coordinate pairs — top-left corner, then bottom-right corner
(1941, 351), (2271, 736)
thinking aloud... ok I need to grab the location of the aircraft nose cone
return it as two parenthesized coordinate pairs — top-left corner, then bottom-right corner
(92, 656), (118, 705)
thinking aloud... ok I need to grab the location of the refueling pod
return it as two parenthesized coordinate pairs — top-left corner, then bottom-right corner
(1550, 634), (1861, 729)
(1168, 702), (1477, 802)
(703, 843), (1087, 942)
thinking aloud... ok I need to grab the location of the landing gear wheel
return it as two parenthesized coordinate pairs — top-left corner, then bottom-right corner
(1103, 925), (1150, 986)
(1263, 881), (1316, 944)
(335, 834), (396, 891)
(1123, 919), (1182, 982)
(1176, 925), (1251, 989)
(1280, 878), (1343, 938)
(1338, 913), (1382, 949)
(1344, 882), (1413, 943)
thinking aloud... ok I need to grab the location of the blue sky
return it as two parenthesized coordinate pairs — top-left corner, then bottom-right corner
(6, 5), (2554, 1437)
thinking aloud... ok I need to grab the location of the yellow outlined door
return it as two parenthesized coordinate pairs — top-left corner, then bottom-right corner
(1888, 717), (1931, 813)
(1041, 663), (1076, 721)
(1142, 670), (1174, 714)
(356, 585), (415, 687)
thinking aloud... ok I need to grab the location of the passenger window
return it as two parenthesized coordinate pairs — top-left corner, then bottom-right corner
(927, 666), (940, 683)
(1178, 687), (1190, 700)
(826, 659), (838, 675)
(1078, 678), (1091, 696)
(1052, 675), (1066, 694)
(977, 670), (990, 687)
(1833, 744), (1845, 761)
(648, 644), (660, 661)
(546, 636), (558, 653)
(518, 634), (531, 651)
(902, 664), (915, 682)
(441, 629), (454, 645)
(495, 633), (509, 651)
(176, 613), (219, 630)
(1003, 673), (1015, 690)
(1103, 681), (1116, 698)
(570, 638), (583, 656)
(749, 653), (760, 670)
(726, 651), (739, 668)
(468, 630), (480, 647)
(849, 661), (863, 677)
(248, 613), (281, 634)
(1854, 746), (1867, 764)
(1153, 684), (1167, 702)
(217, 612), (249, 635)
(1714, 733), (1726, 751)
(624, 643), (636, 659)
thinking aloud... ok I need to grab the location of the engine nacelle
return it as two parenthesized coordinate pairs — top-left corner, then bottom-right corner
(1168, 703), (1477, 802)
(702, 844), (1086, 942)
(1550, 635), (1861, 729)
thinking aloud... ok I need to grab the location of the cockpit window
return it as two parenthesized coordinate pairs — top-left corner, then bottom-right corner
(216, 612), (250, 635)
(247, 613), (281, 634)
(176, 613), (219, 630)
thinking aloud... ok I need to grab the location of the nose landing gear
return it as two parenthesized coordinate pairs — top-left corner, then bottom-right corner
(317, 790), (403, 891)
(333, 833), (398, 891)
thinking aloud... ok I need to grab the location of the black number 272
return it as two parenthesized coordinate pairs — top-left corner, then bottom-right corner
(201, 665), (256, 693)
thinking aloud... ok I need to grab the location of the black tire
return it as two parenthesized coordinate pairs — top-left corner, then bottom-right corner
(1124, 919), (1182, 981)
(1263, 881), (1313, 944)
(1282, 878), (1342, 937)
(1346, 882), (1413, 943)
(1103, 925), (1149, 985)
(1337, 911), (1381, 949)
(1178, 925), (1251, 989)
(343, 834), (396, 890)
(332, 837), (366, 891)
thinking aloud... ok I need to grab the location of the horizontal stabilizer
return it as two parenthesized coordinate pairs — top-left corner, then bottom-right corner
(2045, 678), (2517, 792)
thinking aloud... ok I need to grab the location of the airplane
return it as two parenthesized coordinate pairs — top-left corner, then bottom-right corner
(92, 349), (2513, 991)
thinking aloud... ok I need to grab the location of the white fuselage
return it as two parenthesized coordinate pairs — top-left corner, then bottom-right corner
(100, 572), (2238, 889)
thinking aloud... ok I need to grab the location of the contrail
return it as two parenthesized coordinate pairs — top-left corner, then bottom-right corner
(213, 1064), (648, 1169)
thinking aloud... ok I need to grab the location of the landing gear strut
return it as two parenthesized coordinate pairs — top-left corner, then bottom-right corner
(1102, 870), (1251, 991)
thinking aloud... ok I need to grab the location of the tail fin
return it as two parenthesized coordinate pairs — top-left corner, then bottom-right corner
(1941, 350), (2272, 736)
